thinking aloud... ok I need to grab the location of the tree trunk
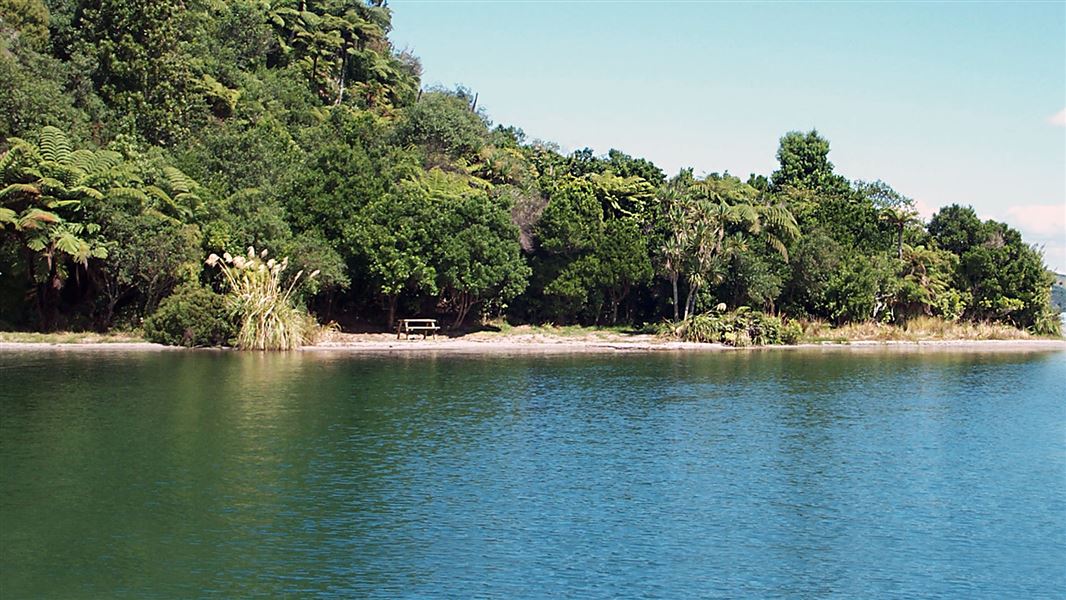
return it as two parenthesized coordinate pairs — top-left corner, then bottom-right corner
(452, 294), (469, 329)
(671, 273), (679, 321)
(336, 47), (347, 105)
(897, 226), (904, 259)
(386, 295), (397, 329)
(683, 284), (698, 320)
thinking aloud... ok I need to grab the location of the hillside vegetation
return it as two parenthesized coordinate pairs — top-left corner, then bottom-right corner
(1, 0), (1060, 347)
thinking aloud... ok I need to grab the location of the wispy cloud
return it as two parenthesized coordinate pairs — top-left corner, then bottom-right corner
(1005, 204), (1066, 238)
(1002, 203), (1066, 271)
(913, 198), (936, 220)
(1049, 108), (1066, 127)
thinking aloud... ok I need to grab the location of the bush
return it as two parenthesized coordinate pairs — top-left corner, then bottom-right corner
(143, 284), (234, 347)
(781, 320), (804, 345)
(672, 307), (799, 346)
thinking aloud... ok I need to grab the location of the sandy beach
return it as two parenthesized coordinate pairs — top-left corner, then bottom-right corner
(3, 333), (1063, 354)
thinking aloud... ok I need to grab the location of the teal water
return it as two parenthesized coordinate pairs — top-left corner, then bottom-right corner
(1, 349), (1064, 598)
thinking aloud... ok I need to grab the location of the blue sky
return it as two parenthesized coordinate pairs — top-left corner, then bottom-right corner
(391, 1), (1066, 270)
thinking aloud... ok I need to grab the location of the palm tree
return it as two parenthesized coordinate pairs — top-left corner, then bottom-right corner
(657, 178), (693, 320)
(665, 176), (800, 319)
(881, 205), (920, 259)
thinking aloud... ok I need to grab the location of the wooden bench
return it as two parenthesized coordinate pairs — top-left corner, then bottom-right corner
(397, 318), (440, 339)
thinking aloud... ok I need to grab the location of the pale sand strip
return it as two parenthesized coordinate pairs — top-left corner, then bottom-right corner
(305, 338), (1066, 354)
(1, 339), (1063, 354)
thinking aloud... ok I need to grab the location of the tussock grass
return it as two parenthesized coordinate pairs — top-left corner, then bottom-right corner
(207, 247), (319, 351)
(476, 321), (644, 338)
(800, 317), (1034, 343)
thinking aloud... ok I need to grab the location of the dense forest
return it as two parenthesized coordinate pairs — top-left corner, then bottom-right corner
(1, 0), (1060, 346)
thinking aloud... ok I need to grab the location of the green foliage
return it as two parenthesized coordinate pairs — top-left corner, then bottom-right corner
(771, 130), (847, 192)
(143, 283), (233, 347)
(891, 244), (957, 321)
(74, 0), (200, 143)
(0, 126), (111, 327)
(264, 0), (418, 110)
(352, 181), (438, 325)
(532, 176), (653, 324)
(929, 205), (1055, 330)
(673, 307), (795, 346)
(781, 229), (841, 317)
(397, 90), (487, 162)
(0, 0), (49, 48)
(823, 252), (897, 324)
(434, 187), (530, 326)
(928, 204), (984, 256)
(605, 149), (665, 186)
(0, 33), (91, 140)
(658, 172), (799, 319)
(89, 210), (202, 328)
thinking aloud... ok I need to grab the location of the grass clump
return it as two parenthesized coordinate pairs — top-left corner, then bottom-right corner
(0, 331), (145, 344)
(207, 247), (319, 351)
(798, 316), (1035, 342)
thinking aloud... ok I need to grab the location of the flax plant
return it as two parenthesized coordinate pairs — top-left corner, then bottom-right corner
(206, 247), (319, 350)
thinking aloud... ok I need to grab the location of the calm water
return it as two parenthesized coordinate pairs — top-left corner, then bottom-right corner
(1, 349), (1064, 598)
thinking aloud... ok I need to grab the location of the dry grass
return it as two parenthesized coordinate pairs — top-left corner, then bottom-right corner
(800, 316), (1035, 343)
(302, 319), (342, 345)
(0, 331), (145, 344)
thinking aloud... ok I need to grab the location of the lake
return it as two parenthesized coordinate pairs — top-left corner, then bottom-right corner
(1, 349), (1064, 598)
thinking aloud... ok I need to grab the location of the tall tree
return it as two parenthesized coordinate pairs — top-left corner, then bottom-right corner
(770, 130), (844, 192)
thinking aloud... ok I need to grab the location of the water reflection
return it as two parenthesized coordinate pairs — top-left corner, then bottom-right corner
(0, 349), (1063, 597)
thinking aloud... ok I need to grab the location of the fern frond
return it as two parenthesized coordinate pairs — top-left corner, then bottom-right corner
(54, 230), (91, 264)
(0, 182), (41, 201)
(108, 187), (150, 204)
(145, 185), (189, 218)
(17, 208), (61, 230)
(769, 237), (789, 262)
(44, 199), (80, 209)
(162, 166), (196, 194)
(92, 150), (125, 174)
(1, 139), (39, 172)
(37, 177), (71, 198)
(69, 186), (104, 201)
(45, 163), (84, 187)
(38, 126), (72, 164)
(68, 149), (98, 173)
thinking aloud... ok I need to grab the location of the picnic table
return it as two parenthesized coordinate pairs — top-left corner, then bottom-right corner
(397, 318), (440, 339)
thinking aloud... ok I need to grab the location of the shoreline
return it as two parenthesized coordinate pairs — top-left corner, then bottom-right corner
(2, 337), (1064, 354)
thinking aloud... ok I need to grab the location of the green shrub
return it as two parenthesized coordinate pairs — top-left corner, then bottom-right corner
(673, 308), (800, 346)
(781, 320), (804, 345)
(143, 284), (234, 347)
